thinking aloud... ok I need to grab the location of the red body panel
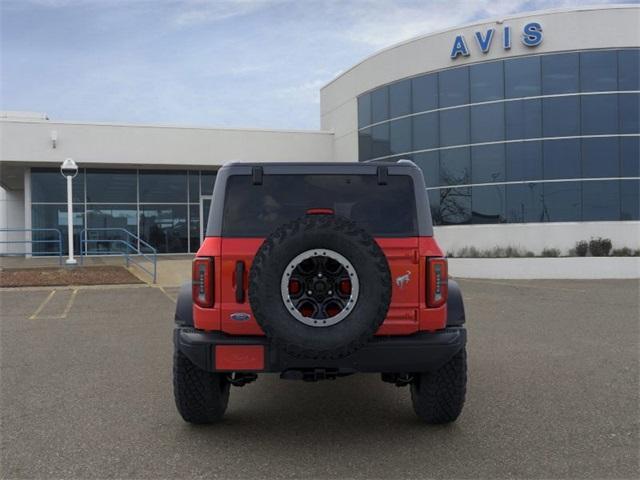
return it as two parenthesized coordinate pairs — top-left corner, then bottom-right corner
(193, 236), (447, 334)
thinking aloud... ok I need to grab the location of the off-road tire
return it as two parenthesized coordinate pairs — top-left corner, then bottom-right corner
(410, 347), (467, 424)
(249, 214), (391, 360)
(173, 347), (230, 424)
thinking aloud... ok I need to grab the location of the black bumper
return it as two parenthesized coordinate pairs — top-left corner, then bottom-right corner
(175, 327), (466, 374)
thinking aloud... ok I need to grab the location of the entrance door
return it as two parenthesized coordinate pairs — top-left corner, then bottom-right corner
(199, 196), (212, 243)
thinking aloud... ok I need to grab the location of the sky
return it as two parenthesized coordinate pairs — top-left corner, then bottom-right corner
(0, 0), (631, 130)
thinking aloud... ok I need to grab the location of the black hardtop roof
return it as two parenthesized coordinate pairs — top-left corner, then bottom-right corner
(218, 160), (419, 172)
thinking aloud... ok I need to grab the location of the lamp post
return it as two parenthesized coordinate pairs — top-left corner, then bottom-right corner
(60, 158), (78, 265)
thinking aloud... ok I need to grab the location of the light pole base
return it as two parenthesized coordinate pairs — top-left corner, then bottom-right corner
(65, 258), (78, 266)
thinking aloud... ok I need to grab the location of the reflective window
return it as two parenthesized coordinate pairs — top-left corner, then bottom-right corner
(581, 51), (618, 92)
(621, 179), (640, 220)
(621, 137), (640, 177)
(427, 189), (441, 225)
(371, 123), (390, 158)
(543, 182), (581, 222)
(582, 137), (619, 178)
(472, 144), (505, 183)
(371, 87), (389, 123)
(439, 108), (469, 147)
(222, 174), (418, 237)
(389, 118), (411, 155)
(542, 96), (580, 137)
(139, 205), (188, 253)
(582, 180), (620, 221)
(543, 139), (581, 180)
(619, 92), (639, 134)
(412, 112), (439, 151)
(618, 49), (640, 91)
(470, 103), (504, 143)
(86, 169), (135, 203)
(506, 142), (543, 181)
(505, 56), (541, 98)
(140, 170), (187, 203)
(32, 168), (85, 203)
(201, 171), (217, 197)
(470, 61), (504, 102)
(358, 129), (373, 162)
(86, 205), (137, 254)
(440, 147), (470, 185)
(472, 184), (505, 224)
(87, 205), (137, 232)
(413, 151), (439, 188)
(189, 171), (200, 203)
(439, 67), (469, 108)
(505, 98), (542, 140)
(581, 94), (618, 135)
(440, 187), (471, 224)
(506, 183), (544, 223)
(389, 79), (411, 118)
(31, 204), (84, 255)
(412, 74), (438, 112)
(541, 53), (579, 94)
(189, 204), (200, 251)
(358, 94), (372, 128)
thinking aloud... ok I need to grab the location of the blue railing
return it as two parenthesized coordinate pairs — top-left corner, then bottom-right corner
(0, 228), (64, 265)
(79, 228), (157, 283)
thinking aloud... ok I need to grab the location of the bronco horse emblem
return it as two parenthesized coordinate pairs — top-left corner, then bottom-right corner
(395, 270), (411, 289)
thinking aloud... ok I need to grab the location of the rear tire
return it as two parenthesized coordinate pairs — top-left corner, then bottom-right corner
(173, 347), (230, 424)
(410, 347), (467, 424)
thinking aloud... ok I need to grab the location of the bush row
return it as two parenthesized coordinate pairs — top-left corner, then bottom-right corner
(448, 238), (639, 258)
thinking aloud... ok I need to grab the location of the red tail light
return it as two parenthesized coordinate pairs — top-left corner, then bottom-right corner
(427, 257), (448, 308)
(193, 257), (214, 308)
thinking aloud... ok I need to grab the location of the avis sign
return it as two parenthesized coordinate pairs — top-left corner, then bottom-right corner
(450, 22), (543, 59)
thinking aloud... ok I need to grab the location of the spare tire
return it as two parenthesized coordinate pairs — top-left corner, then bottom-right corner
(249, 214), (391, 359)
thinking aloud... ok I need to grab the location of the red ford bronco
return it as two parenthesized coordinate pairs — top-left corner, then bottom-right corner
(173, 161), (467, 424)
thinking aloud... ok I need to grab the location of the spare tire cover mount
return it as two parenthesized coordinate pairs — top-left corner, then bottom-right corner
(280, 248), (360, 327)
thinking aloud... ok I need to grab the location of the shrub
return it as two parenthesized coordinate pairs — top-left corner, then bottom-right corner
(589, 237), (612, 257)
(541, 248), (561, 257)
(574, 241), (589, 257)
(611, 247), (640, 257)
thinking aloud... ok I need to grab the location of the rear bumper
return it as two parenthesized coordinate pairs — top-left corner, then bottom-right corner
(175, 327), (466, 374)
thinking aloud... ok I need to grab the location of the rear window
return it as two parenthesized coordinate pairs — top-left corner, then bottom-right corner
(222, 174), (417, 237)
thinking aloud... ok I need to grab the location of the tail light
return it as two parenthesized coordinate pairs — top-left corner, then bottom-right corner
(427, 257), (448, 308)
(192, 257), (214, 308)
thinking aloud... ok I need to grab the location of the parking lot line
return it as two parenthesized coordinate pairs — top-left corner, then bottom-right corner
(58, 289), (78, 318)
(157, 286), (177, 303)
(29, 290), (56, 320)
(29, 288), (79, 320)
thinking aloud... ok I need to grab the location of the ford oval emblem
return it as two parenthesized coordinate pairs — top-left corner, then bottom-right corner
(230, 312), (251, 322)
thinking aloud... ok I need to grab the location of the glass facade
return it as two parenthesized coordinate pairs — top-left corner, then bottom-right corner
(31, 168), (217, 254)
(357, 48), (640, 225)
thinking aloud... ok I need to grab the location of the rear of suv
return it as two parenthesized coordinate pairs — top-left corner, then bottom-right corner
(173, 161), (467, 424)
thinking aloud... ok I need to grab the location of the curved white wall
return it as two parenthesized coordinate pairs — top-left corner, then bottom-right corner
(320, 5), (640, 161)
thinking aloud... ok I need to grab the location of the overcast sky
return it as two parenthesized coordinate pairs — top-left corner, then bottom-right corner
(0, 0), (630, 130)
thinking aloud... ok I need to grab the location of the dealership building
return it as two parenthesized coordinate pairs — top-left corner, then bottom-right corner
(1, 5), (638, 257)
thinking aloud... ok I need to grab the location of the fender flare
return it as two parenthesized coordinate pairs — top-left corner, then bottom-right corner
(447, 279), (466, 326)
(175, 282), (194, 327)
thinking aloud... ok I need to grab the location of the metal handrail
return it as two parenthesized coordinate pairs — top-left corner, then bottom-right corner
(0, 228), (64, 265)
(79, 228), (157, 283)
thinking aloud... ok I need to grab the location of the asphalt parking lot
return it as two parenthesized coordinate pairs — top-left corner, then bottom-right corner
(1, 279), (638, 479)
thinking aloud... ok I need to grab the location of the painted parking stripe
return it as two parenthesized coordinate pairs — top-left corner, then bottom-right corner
(29, 290), (56, 320)
(29, 289), (79, 320)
